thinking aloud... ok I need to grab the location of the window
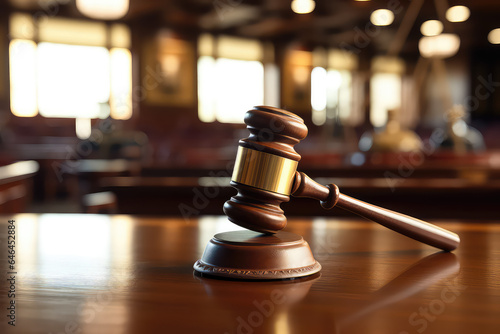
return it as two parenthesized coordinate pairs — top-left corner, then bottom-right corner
(37, 43), (111, 119)
(197, 34), (278, 123)
(198, 57), (264, 123)
(370, 73), (402, 127)
(9, 14), (132, 126)
(370, 56), (405, 127)
(311, 49), (357, 126)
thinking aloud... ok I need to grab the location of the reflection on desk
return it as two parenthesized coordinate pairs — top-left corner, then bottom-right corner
(0, 214), (499, 333)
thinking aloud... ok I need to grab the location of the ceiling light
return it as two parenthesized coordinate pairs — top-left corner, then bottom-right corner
(446, 5), (470, 23)
(488, 28), (500, 44)
(370, 9), (394, 27)
(419, 34), (460, 59)
(420, 20), (443, 37)
(291, 0), (316, 14)
(76, 0), (129, 20)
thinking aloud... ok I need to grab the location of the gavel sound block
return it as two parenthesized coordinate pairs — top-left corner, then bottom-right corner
(194, 106), (460, 280)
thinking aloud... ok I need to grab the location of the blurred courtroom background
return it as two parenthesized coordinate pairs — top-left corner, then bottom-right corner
(1, 0), (499, 220)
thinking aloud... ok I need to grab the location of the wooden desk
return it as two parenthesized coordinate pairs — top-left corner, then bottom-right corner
(1, 215), (498, 333)
(0, 161), (39, 213)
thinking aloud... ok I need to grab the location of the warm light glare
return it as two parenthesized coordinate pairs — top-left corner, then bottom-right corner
(9, 17), (132, 121)
(110, 48), (133, 120)
(9, 39), (38, 117)
(419, 34), (460, 58)
(214, 58), (264, 123)
(217, 36), (264, 61)
(198, 57), (264, 123)
(110, 24), (131, 48)
(327, 70), (342, 112)
(311, 67), (352, 126)
(38, 215), (112, 285)
(10, 13), (35, 40)
(293, 67), (310, 85)
(330, 70), (352, 121)
(488, 28), (500, 44)
(264, 63), (280, 107)
(291, 0), (316, 14)
(76, 0), (129, 20)
(37, 43), (110, 118)
(161, 55), (181, 78)
(446, 5), (470, 23)
(420, 20), (443, 37)
(328, 49), (358, 71)
(197, 56), (217, 122)
(75, 118), (92, 139)
(38, 17), (107, 47)
(371, 56), (405, 74)
(370, 9), (394, 26)
(311, 67), (327, 112)
(311, 67), (327, 126)
(370, 73), (401, 127)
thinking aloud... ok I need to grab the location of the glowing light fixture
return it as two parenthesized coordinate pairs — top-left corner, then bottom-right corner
(488, 28), (500, 44)
(311, 67), (327, 113)
(420, 20), (443, 37)
(446, 5), (470, 23)
(419, 34), (460, 59)
(370, 9), (394, 27)
(291, 0), (315, 14)
(76, 0), (129, 20)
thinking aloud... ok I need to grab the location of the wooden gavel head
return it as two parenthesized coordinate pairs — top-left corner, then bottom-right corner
(224, 106), (460, 251)
(223, 106), (308, 233)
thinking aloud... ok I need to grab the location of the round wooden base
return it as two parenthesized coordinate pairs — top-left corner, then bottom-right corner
(194, 230), (321, 280)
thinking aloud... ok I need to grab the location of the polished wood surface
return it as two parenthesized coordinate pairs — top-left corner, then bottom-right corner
(1, 214), (499, 333)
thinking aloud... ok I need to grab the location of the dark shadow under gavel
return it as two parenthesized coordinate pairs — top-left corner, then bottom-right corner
(194, 106), (460, 280)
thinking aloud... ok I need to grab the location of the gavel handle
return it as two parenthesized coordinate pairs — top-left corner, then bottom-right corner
(292, 172), (460, 251)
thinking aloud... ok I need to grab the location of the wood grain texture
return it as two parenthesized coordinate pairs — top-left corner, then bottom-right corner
(1, 214), (499, 334)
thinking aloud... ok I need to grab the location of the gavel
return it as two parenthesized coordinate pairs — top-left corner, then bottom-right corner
(224, 106), (460, 252)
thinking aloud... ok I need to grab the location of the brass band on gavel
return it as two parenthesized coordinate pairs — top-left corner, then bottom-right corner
(231, 146), (298, 196)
